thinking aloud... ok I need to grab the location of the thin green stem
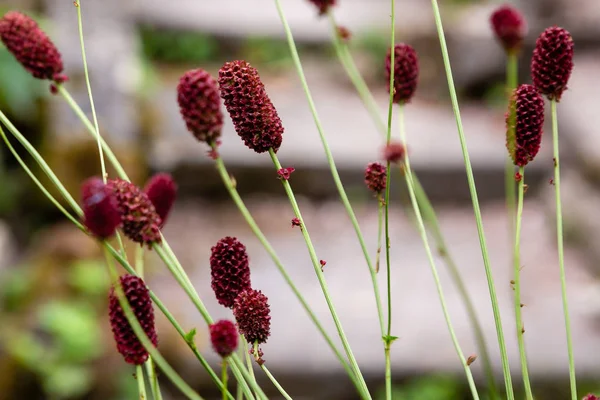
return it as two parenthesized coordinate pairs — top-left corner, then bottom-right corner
(552, 99), (577, 400)
(243, 340), (257, 397)
(513, 167), (532, 399)
(136, 365), (148, 400)
(260, 365), (292, 400)
(376, 196), (384, 273)
(269, 149), (371, 400)
(505, 52), (518, 250)
(430, 2), (514, 398)
(222, 360), (229, 400)
(212, 151), (358, 388)
(399, 105), (480, 399)
(74, 0), (106, 182)
(272, 0), (385, 345)
(146, 361), (163, 400)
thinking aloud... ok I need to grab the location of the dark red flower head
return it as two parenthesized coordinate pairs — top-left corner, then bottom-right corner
(364, 162), (387, 193)
(233, 288), (271, 344)
(177, 69), (223, 144)
(209, 320), (238, 357)
(81, 177), (121, 239)
(531, 26), (574, 101)
(385, 44), (419, 104)
(218, 60), (284, 153)
(490, 5), (527, 53)
(0, 11), (67, 83)
(583, 395), (599, 400)
(143, 173), (177, 228)
(307, 0), (336, 15)
(506, 84), (544, 167)
(210, 236), (251, 308)
(109, 274), (158, 365)
(108, 179), (162, 247)
(383, 142), (406, 163)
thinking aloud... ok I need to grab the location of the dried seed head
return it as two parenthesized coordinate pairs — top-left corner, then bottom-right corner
(506, 84), (544, 167)
(210, 236), (251, 308)
(109, 179), (162, 247)
(233, 288), (271, 344)
(108, 274), (158, 365)
(0, 11), (67, 83)
(177, 68), (223, 144)
(383, 142), (406, 163)
(490, 5), (527, 53)
(385, 44), (419, 104)
(307, 0), (336, 16)
(531, 26), (574, 101)
(218, 60), (284, 153)
(364, 162), (387, 194)
(209, 320), (238, 358)
(143, 173), (177, 228)
(81, 177), (121, 239)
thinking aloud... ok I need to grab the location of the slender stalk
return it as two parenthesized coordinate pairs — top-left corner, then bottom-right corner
(376, 196), (384, 273)
(430, 2), (514, 397)
(74, 0), (106, 182)
(260, 365), (292, 400)
(269, 149), (371, 400)
(271, 0), (385, 343)
(243, 340), (257, 397)
(136, 365), (148, 400)
(552, 99), (577, 400)
(505, 53), (518, 234)
(146, 361), (163, 400)
(325, 10), (497, 397)
(222, 360), (229, 400)
(399, 105), (479, 399)
(513, 167), (532, 399)
(212, 151), (358, 388)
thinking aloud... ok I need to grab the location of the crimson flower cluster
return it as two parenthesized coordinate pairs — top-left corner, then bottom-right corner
(364, 162), (387, 194)
(490, 5), (527, 52)
(506, 84), (544, 167)
(209, 320), (238, 358)
(306, 0), (336, 15)
(81, 177), (121, 239)
(144, 173), (177, 227)
(385, 43), (419, 104)
(531, 26), (574, 101)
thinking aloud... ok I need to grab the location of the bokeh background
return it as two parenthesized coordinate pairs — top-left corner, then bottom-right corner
(0, 0), (599, 398)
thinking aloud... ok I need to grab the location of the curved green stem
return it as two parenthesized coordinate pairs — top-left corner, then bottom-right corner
(513, 167), (532, 399)
(146, 360), (163, 400)
(552, 99), (577, 400)
(269, 149), (371, 400)
(376, 196), (384, 273)
(271, 0), (385, 343)
(505, 53), (518, 236)
(222, 360), (229, 400)
(260, 365), (292, 400)
(430, 2), (514, 398)
(399, 105), (479, 399)
(136, 365), (148, 400)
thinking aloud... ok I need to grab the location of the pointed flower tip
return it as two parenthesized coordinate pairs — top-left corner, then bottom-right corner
(209, 320), (238, 357)
(385, 43), (419, 104)
(210, 236), (251, 308)
(506, 84), (544, 167)
(218, 60), (284, 153)
(531, 26), (574, 101)
(0, 11), (67, 82)
(109, 274), (158, 365)
(81, 177), (121, 239)
(233, 288), (271, 345)
(144, 173), (177, 228)
(490, 5), (527, 52)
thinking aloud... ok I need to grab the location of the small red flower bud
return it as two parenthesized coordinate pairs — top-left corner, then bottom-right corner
(143, 173), (177, 228)
(218, 60), (284, 153)
(177, 68), (223, 144)
(233, 289), (271, 345)
(277, 167), (295, 180)
(109, 179), (162, 247)
(307, 0), (336, 15)
(385, 44), (419, 104)
(506, 84), (544, 167)
(383, 142), (406, 163)
(364, 162), (387, 193)
(209, 320), (238, 358)
(531, 26), (574, 101)
(0, 11), (67, 83)
(210, 237), (252, 308)
(337, 26), (351, 42)
(291, 218), (301, 228)
(109, 274), (158, 365)
(583, 395), (599, 400)
(490, 5), (527, 53)
(81, 177), (121, 239)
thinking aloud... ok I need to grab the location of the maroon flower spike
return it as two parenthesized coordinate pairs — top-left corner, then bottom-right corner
(307, 0), (336, 16)
(177, 68), (223, 144)
(385, 43), (419, 104)
(531, 26), (574, 101)
(233, 288), (271, 345)
(218, 60), (284, 153)
(144, 173), (177, 228)
(490, 5), (527, 53)
(209, 320), (238, 358)
(0, 11), (67, 84)
(583, 395), (599, 400)
(81, 177), (121, 239)
(210, 236), (251, 308)
(506, 84), (544, 167)
(383, 142), (406, 163)
(277, 167), (295, 180)
(108, 179), (162, 247)
(364, 162), (387, 194)
(108, 274), (158, 365)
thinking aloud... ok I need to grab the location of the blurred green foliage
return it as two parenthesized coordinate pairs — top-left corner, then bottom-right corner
(140, 26), (220, 64)
(378, 375), (465, 400)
